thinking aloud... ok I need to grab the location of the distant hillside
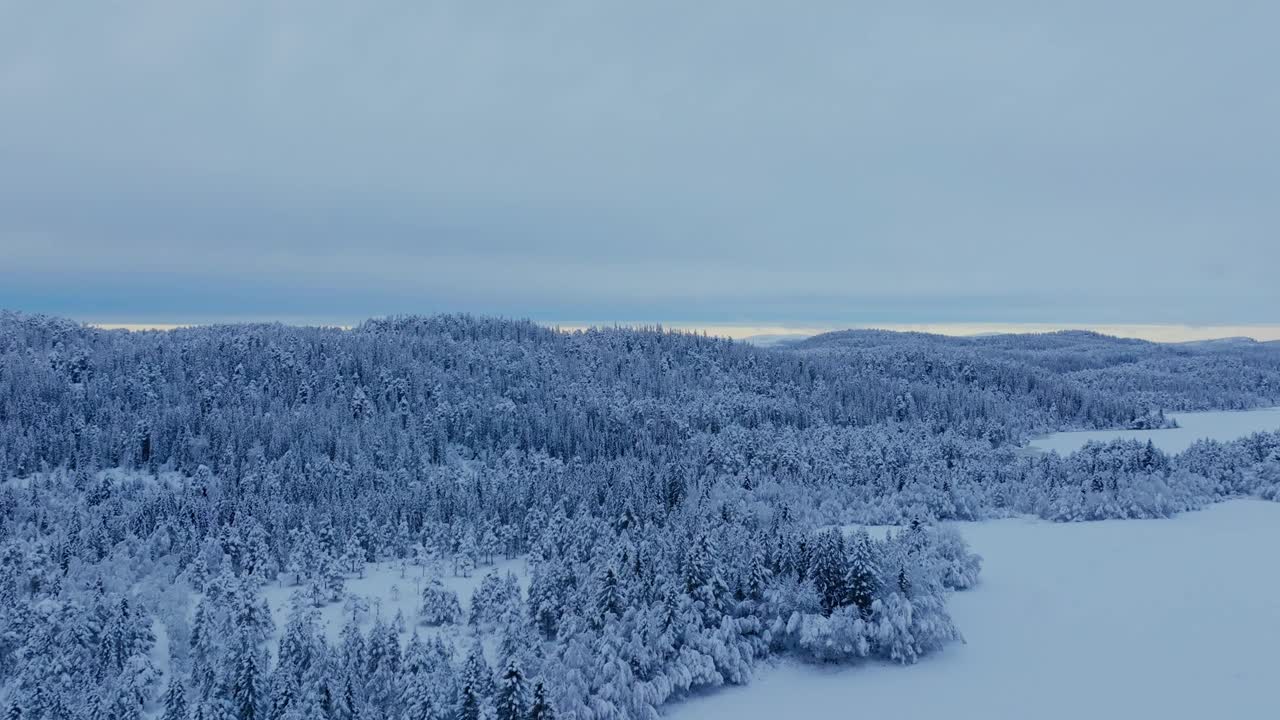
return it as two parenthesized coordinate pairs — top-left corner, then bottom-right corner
(4, 312), (1278, 491)
(790, 328), (1280, 412)
(740, 333), (813, 348)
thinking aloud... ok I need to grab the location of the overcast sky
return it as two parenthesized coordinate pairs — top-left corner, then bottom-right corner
(2, 2), (1277, 334)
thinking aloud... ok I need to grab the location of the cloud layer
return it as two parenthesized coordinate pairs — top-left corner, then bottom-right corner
(2, 2), (1276, 326)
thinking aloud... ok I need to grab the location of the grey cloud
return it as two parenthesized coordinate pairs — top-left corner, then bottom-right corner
(1, 1), (1276, 325)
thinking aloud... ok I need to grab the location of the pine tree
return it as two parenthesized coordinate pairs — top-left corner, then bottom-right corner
(230, 586), (276, 653)
(480, 527), (501, 566)
(268, 675), (299, 720)
(343, 534), (364, 576)
(593, 565), (624, 626)
(189, 552), (210, 592)
(350, 386), (371, 420)
(276, 596), (321, 683)
(324, 555), (346, 602)
(111, 655), (159, 720)
(497, 613), (542, 671)
(457, 682), (483, 720)
(740, 541), (772, 602)
(312, 515), (332, 553)
(455, 532), (478, 578)
(528, 682), (556, 720)
(845, 529), (881, 616)
(393, 519), (412, 560)
(811, 529), (848, 616)
(400, 669), (439, 720)
(462, 641), (495, 696)
(457, 641), (494, 720)
(683, 533), (725, 622)
(527, 560), (565, 639)
(188, 601), (219, 699)
(339, 616), (367, 674)
(240, 521), (275, 584)
(494, 657), (529, 720)
(160, 675), (187, 720)
(332, 671), (360, 720)
(231, 640), (264, 720)
(419, 576), (463, 626)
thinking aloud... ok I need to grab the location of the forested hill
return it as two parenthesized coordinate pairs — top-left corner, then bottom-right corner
(3, 312), (1280, 718)
(0, 312), (1252, 483)
(792, 328), (1280, 413)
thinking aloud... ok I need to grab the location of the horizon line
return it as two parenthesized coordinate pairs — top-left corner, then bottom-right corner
(72, 317), (1280, 344)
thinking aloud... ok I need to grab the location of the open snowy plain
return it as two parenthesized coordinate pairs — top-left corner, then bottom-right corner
(1029, 406), (1280, 455)
(670, 499), (1280, 720)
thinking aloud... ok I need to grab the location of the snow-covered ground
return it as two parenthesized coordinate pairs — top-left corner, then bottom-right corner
(1028, 406), (1280, 455)
(260, 556), (530, 656)
(668, 499), (1280, 720)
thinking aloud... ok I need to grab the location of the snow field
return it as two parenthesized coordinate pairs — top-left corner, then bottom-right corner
(669, 500), (1280, 720)
(260, 556), (530, 662)
(1029, 407), (1280, 455)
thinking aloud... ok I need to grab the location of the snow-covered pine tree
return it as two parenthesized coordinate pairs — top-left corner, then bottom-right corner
(455, 532), (478, 578)
(593, 565), (624, 627)
(343, 533), (364, 576)
(324, 555), (346, 602)
(845, 529), (881, 617)
(457, 682), (484, 720)
(160, 674), (188, 720)
(494, 657), (530, 720)
(480, 527), (501, 566)
(230, 639), (264, 720)
(419, 576), (463, 626)
(528, 681), (556, 720)
(682, 533), (725, 623)
(811, 529), (848, 616)
(457, 641), (495, 720)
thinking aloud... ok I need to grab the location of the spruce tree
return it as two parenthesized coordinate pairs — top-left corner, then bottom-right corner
(324, 555), (347, 602)
(811, 529), (848, 616)
(845, 529), (881, 617)
(594, 565), (624, 626)
(528, 682), (556, 720)
(333, 673), (360, 720)
(682, 533), (725, 621)
(343, 534), (364, 576)
(160, 675), (187, 720)
(419, 577), (463, 626)
(494, 657), (530, 720)
(457, 682), (483, 720)
(455, 533), (478, 578)
(231, 641), (263, 720)
(457, 641), (494, 720)
(461, 642), (495, 698)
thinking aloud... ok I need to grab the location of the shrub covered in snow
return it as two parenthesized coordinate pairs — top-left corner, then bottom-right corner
(927, 525), (984, 591)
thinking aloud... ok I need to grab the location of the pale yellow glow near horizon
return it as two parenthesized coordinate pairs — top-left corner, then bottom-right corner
(555, 322), (1280, 343)
(88, 320), (1280, 343)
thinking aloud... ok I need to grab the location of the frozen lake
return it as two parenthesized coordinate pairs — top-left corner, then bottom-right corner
(1027, 407), (1280, 455)
(667, 499), (1280, 720)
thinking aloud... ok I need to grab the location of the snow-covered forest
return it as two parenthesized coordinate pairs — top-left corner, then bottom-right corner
(2, 312), (1279, 719)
